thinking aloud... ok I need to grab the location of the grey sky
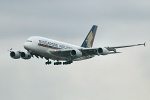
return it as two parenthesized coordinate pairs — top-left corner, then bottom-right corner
(1, 0), (150, 100)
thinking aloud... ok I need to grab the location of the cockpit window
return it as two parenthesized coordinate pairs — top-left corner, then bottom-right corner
(26, 40), (32, 42)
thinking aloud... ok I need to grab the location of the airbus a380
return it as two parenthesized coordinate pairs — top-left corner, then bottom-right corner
(10, 25), (145, 65)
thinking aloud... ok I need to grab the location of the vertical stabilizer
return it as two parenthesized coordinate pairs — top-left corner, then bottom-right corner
(81, 25), (98, 48)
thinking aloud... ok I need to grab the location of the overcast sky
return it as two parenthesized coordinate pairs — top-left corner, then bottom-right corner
(1, 0), (150, 100)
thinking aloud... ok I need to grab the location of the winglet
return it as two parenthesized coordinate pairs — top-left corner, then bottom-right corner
(144, 42), (146, 46)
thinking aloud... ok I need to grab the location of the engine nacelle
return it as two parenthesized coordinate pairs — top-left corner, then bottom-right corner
(21, 51), (31, 59)
(10, 51), (20, 59)
(70, 49), (82, 58)
(97, 48), (110, 55)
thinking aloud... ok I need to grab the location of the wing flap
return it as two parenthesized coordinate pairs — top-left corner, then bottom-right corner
(80, 48), (98, 56)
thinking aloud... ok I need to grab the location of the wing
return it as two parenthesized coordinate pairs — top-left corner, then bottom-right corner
(80, 42), (146, 56)
(46, 42), (145, 61)
(108, 42), (146, 49)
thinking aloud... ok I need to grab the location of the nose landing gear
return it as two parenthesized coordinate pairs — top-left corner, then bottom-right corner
(45, 60), (51, 65)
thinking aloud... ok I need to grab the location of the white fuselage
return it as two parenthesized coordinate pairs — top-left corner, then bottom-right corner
(24, 36), (92, 61)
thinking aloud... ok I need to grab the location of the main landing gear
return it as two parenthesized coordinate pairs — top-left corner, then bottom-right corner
(63, 61), (72, 65)
(54, 61), (73, 65)
(54, 62), (62, 65)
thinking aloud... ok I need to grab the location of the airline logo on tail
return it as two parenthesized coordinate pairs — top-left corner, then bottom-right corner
(81, 25), (98, 48)
(86, 30), (94, 47)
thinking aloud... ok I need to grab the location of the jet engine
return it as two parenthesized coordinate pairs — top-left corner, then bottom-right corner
(21, 51), (31, 59)
(97, 48), (110, 55)
(10, 51), (20, 59)
(70, 49), (82, 58)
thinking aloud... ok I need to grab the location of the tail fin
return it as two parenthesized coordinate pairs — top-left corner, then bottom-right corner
(81, 25), (98, 48)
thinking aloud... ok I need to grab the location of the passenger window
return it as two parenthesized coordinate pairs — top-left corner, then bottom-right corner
(27, 40), (32, 42)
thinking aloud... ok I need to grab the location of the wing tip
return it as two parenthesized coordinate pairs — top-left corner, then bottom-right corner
(144, 42), (146, 46)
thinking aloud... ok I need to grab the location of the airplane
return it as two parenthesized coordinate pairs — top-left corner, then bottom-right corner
(9, 25), (146, 65)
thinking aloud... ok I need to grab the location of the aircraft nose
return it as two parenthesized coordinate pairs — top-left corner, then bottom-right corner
(24, 42), (32, 50)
